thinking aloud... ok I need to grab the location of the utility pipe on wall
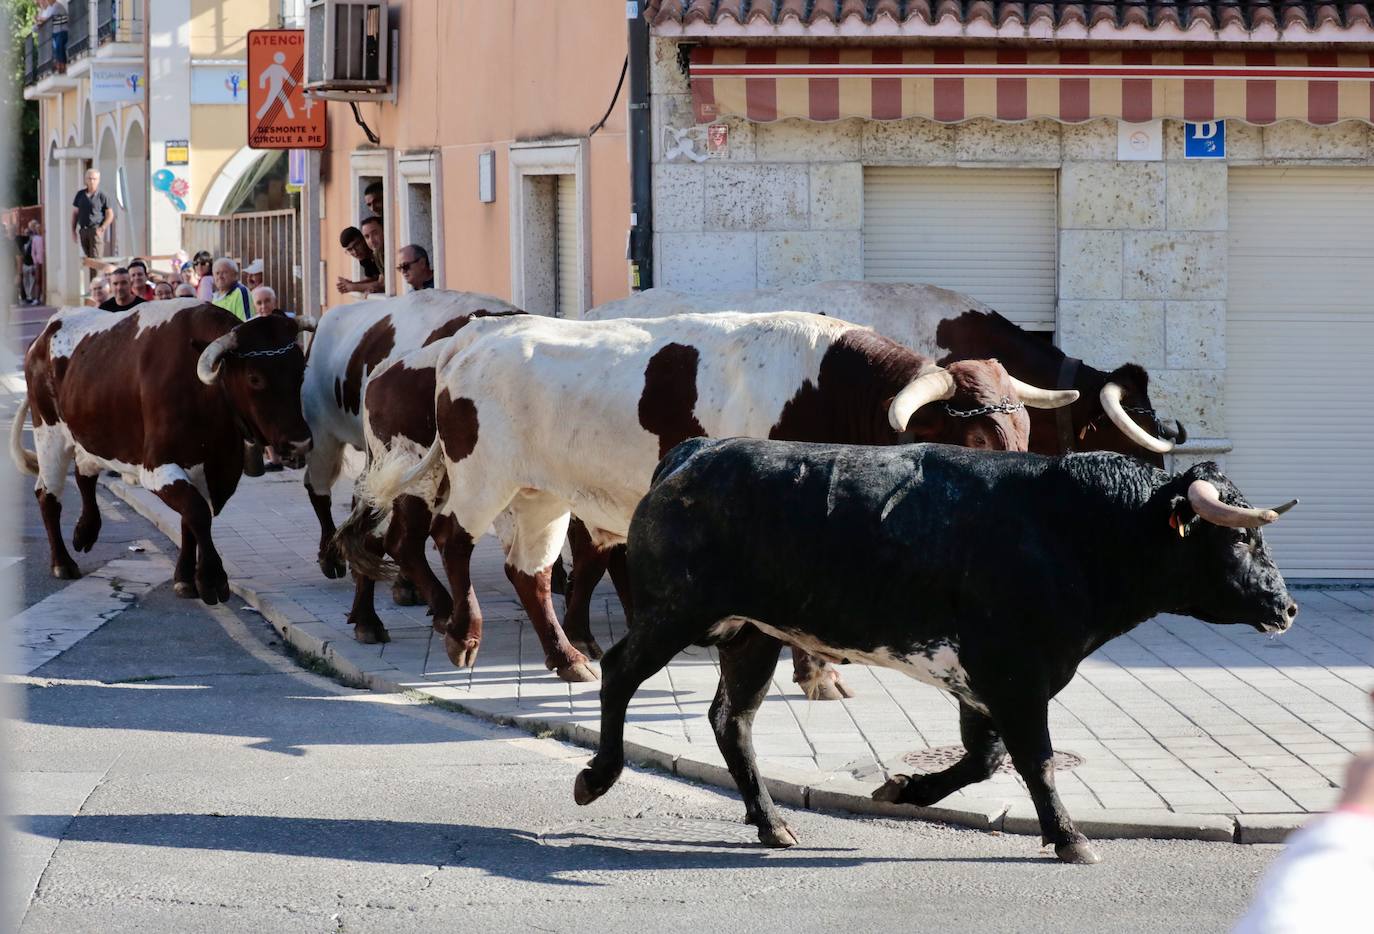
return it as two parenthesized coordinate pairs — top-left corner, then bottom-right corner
(627, 1), (653, 291)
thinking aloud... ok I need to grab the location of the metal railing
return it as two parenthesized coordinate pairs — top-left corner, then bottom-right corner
(30, 19), (55, 83)
(68, 0), (92, 60)
(23, 35), (36, 86)
(181, 211), (303, 317)
(97, 0), (142, 46)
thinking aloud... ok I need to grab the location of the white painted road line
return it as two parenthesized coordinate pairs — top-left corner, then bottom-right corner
(6, 544), (173, 675)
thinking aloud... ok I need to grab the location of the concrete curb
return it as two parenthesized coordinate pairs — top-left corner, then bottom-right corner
(104, 477), (1305, 848)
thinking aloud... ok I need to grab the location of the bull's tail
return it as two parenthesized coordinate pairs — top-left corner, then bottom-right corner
(9, 396), (39, 476)
(332, 439), (445, 580)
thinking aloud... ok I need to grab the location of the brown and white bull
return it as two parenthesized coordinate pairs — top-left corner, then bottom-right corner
(298, 290), (519, 641)
(10, 301), (314, 603)
(572, 281), (1188, 668)
(339, 311), (1077, 687)
(590, 281), (1185, 461)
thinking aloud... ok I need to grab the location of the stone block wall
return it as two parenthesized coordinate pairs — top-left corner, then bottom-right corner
(647, 37), (1374, 456)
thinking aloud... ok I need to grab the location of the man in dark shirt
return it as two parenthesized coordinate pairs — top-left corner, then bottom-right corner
(99, 267), (146, 312)
(336, 226), (383, 296)
(72, 169), (113, 260)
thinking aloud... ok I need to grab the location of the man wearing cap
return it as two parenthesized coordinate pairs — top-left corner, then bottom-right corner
(243, 258), (265, 292)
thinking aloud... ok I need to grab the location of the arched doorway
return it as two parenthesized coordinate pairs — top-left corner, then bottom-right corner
(96, 124), (119, 256)
(122, 118), (147, 255)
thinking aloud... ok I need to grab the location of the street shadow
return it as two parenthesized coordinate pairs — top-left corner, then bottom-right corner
(10, 813), (1039, 883)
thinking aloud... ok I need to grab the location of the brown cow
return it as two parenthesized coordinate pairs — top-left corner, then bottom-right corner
(11, 301), (313, 603)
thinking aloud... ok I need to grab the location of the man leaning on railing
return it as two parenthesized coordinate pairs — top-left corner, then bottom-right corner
(37, 0), (69, 73)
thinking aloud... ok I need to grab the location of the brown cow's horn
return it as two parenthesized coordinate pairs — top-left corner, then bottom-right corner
(1007, 376), (1079, 410)
(295, 315), (318, 333)
(888, 366), (956, 432)
(1101, 382), (1174, 455)
(196, 331), (239, 385)
(1187, 480), (1294, 529)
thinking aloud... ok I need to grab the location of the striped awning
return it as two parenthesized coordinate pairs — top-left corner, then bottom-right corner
(689, 47), (1374, 125)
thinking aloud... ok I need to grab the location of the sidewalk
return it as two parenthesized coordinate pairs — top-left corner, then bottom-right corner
(103, 468), (1374, 844)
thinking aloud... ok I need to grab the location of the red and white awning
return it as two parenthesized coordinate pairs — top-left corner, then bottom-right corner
(689, 47), (1374, 125)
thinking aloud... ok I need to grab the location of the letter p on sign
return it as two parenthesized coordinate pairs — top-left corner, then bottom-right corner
(1185, 121), (1226, 159)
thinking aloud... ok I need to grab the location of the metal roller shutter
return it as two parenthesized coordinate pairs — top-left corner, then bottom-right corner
(555, 174), (581, 318)
(863, 167), (1058, 330)
(1226, 168), (1374, 578)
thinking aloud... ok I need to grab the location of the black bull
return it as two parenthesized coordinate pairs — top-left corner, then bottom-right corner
(575, 438), (1299, 864)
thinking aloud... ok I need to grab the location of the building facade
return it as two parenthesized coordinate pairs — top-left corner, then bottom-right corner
(309, 0), (632, 316)
(23, 0), (296, 303)
(640, 2), (1374, 579)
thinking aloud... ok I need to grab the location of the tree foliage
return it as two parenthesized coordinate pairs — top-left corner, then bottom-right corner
(5, 0), (41, 206)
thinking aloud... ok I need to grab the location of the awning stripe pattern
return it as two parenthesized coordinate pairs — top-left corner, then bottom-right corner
(689, 47), (1374, 125)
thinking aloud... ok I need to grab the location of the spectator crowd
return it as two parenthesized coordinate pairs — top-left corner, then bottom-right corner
(11, 170), (438, 316)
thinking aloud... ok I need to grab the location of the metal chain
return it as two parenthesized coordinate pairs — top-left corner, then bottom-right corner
(232, 343), (299, 359)
(944, 396), (1025, 419)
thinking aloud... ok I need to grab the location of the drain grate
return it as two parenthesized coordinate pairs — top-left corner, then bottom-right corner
(901, 745), (1085, 775)
(538, 818), (762, 853)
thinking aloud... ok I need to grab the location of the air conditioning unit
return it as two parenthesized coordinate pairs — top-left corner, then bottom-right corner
(305, 0), (390, 98)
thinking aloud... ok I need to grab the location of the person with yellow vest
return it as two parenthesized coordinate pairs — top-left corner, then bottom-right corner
(211, 257), (253, 322)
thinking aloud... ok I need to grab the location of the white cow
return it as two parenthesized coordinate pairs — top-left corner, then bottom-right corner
(299, 289), (519, 641)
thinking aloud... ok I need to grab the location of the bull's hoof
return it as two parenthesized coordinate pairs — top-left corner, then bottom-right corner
(1054, 840), (1102, 865)
(554, 662), (599, 683)
(574, 768), (611, 806)
(871, 775), (912, 804)
(799, 667), (856, 701)
(445, 633), (481, 669)
(872, 773), (944, 808)
(756, 823), (799, 848)
(318, 551), (347, 580)
(196, 573), (230, 606)
(569, 636), (605, 661)
(52, 561), (81, 580)
(72, 519), (100, 553)
(353, 621), (391, 644)
(173, 581), (198, 599)
(391, 579), (420, 607)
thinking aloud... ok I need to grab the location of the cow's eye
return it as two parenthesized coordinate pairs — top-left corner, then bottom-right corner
(247, 373), (266, 391)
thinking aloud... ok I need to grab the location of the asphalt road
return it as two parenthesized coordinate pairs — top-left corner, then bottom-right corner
(6, 484), (1284, 933)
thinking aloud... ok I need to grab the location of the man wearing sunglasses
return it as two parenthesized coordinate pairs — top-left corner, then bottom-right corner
(397, 244), (435, 291)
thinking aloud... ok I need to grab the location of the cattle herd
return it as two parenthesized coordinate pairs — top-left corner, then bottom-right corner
(12, 282), (1299, 864)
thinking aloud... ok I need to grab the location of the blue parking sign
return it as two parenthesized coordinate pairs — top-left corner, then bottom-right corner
(1185, 121), (1226, 159)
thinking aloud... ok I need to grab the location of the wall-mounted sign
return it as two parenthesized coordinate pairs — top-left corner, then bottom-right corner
(191, 64), (248, 105)
(706, 123), (729, 154)
(287, 148), (306, 194)
(165, 140), (189, 165)
(478, 150), (495, 203)
(91, 66), (144, 103)
(1185, 121), (1226, 159)
(247, 30), (327, 150)
(1117, 119), (1163, 161)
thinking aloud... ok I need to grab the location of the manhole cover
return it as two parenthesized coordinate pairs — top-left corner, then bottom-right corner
(901, 745), (1084, 775)
(538, 818), (761, 853)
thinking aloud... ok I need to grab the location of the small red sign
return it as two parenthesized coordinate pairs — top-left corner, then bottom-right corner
(247, 30), (326, 150)
(706, 123), (729, 154)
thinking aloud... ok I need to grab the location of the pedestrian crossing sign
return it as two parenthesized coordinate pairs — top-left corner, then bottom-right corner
(247, 30), (327, 150)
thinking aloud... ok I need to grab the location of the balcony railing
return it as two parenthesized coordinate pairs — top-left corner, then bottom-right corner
(28, 19), (56, 84)
(68, 0), (92, 60)
(97, 0), (143, 46)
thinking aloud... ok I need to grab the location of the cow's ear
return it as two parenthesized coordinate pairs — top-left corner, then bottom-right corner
(1168, 494), (1199, 539)
(190, 338), (209, 354)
